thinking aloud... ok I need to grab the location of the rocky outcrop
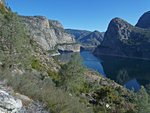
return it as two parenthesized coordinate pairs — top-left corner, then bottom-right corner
(19, 16), (80, 54)
(136, 11), (150, 29)
(66, 29), (104, 51)
(0, 87), (22, 113)
(0, 86), (49, 113)
(94, 17), (150, 59)
(57, 43), (80, 52)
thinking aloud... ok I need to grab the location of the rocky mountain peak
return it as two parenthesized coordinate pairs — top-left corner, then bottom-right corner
(88, 30), (103, 39)
(93, 30), (103, 35)
(93, 30), (99, 33)
(107, 17), (133, 31)
(94, 15), (150, 59)
(101, 17), (133, 47)
(136, 11), (150, 29)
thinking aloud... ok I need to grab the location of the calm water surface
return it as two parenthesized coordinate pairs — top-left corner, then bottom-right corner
(57, 51), (150, 92)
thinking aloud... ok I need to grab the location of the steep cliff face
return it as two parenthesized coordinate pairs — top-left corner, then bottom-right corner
(19, 16), (80, 54)
(136, 11), (150, 29)
(94, 17), (150, 59)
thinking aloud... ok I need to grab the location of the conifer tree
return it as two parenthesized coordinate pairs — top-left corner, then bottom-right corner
(137, 86), (150, 113)
(59, 53), (85, 92)
(0, 6), (32, 68)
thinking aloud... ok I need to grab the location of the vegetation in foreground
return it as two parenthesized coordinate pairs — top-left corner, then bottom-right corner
(0, 3), (150, 113)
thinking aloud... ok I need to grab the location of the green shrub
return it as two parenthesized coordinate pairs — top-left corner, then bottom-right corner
(136, 86), (150, 113)
(31, 57), (44, 72)
(47, 68), (61, 85)
(59, 53), (86, 92)
(0, 8), (33, 69)
(0, 3), (7, 15)
(91, 86), (127, 112)
(0, 71), (92, 113)
(79, 82), (93, 94)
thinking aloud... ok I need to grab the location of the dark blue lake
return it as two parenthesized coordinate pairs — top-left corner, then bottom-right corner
(57, 51), (150, 92)
(80, 51), (106, 77)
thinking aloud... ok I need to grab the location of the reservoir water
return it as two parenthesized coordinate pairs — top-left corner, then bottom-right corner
(57, 51), (150, 92)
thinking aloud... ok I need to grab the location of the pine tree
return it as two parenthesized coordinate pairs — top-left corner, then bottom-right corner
(59, 53), (86, 92)
(137, 86), (150, 113)
(0, 8), (32, 68)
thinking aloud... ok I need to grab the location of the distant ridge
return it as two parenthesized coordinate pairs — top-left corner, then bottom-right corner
(66, 29), (104, 51)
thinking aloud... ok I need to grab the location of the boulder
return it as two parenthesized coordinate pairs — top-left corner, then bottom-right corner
(0, 87), (22, 113)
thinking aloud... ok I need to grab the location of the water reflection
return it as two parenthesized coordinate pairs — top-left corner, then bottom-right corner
(80, 51), (106, 77)
(125, 79), (140, 92)
(56, 51), (106, 76)
(56, 51), (150, 91)
(99, 55), (150, 91)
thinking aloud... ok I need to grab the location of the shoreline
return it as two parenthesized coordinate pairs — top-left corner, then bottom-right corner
(94, 53), (150, 61)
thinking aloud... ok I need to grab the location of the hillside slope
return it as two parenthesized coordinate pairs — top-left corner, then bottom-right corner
(0, 2), (147, 113)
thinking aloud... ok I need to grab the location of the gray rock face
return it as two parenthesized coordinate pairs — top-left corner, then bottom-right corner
(94, 17), (150, 59)
(57, 43), (80, 52)
(49, 20), (64, 29)
(0, 86), (49, 113)
(19, 16), (80, 53)
(0, 87), (22, 113)
(136, 11), (150, 29)
(20, 101), (49, 113)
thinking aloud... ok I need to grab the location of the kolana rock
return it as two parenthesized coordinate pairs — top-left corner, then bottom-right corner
(19, 16), (80, 55)
(66, 29), (104, 51)
(94, 17), (150, 60)
(136, 11), (150, 29)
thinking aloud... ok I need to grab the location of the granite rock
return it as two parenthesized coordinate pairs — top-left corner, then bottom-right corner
(20, 16), (80, 54)
(94, 17), (150, 59)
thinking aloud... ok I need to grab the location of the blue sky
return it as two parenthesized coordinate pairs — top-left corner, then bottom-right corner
(5, 0), (150, 32)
